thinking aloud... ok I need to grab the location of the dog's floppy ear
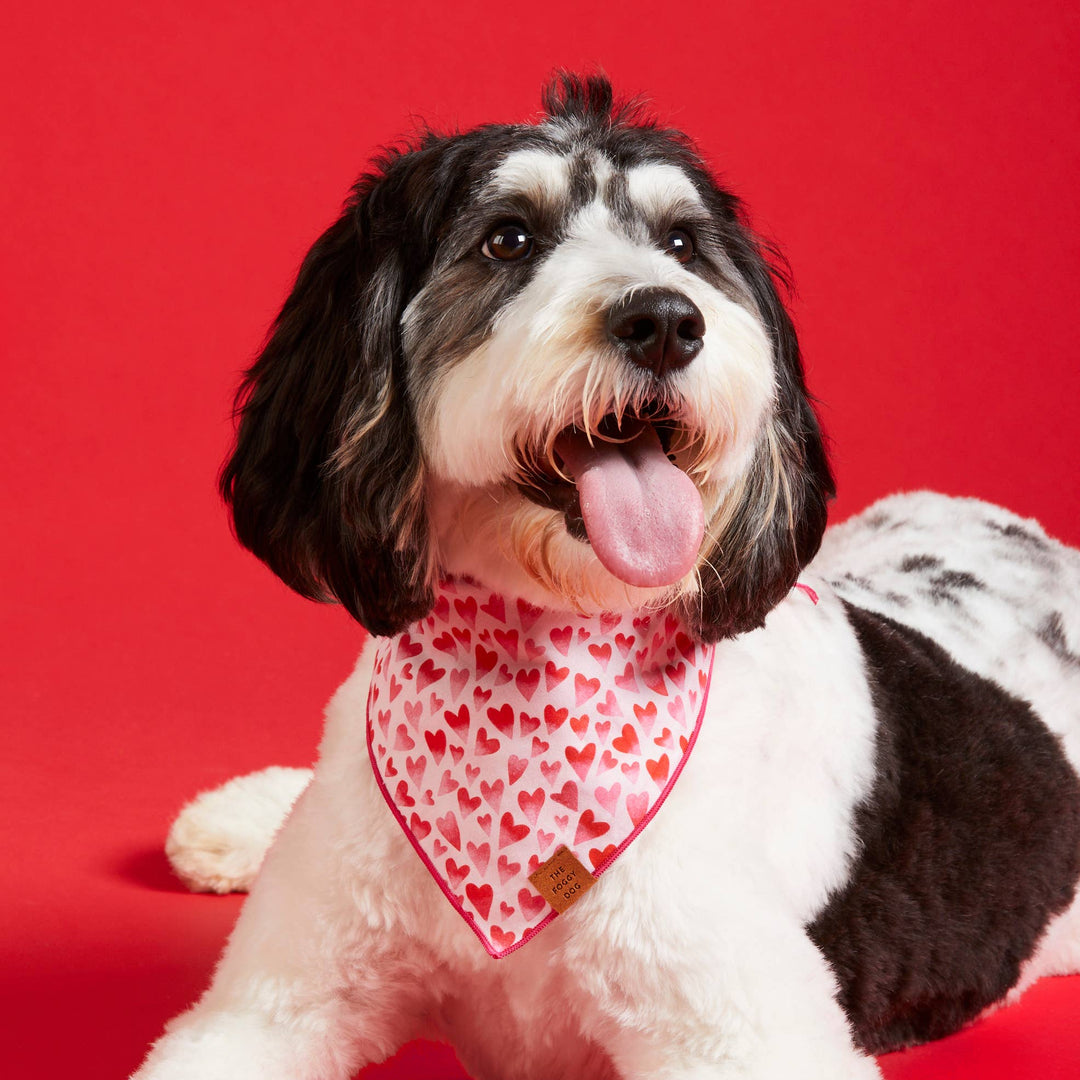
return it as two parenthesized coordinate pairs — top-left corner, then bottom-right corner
(221, 140), (457, 636)
(683, 207), (835, 642)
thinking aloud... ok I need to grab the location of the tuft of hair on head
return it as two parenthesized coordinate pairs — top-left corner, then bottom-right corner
(540, 70), (655, 130)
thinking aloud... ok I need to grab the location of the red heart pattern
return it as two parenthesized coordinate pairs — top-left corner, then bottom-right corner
(367, 579), (711, 958)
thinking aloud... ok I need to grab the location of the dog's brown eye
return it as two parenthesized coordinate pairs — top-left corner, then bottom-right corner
(664, 228), (695, 264)
(482, 222), (533, 262)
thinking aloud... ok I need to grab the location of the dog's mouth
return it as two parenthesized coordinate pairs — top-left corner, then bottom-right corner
(516, 407), (706, 588)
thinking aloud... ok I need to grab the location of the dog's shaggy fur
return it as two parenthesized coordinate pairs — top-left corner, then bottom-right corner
(134, 76), (1080, 1080)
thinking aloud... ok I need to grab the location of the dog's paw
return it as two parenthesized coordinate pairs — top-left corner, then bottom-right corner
(165, 765), (312, 893)
(130, 1008), (329, 1080)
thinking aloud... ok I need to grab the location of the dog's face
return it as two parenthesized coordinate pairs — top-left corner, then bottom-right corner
(222, 75), (833, 640)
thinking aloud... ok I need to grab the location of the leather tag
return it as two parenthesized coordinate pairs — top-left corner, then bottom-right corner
(527, 846), (598, 914)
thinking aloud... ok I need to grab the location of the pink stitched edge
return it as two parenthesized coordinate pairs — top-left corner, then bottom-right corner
(366, 640), (717, 960)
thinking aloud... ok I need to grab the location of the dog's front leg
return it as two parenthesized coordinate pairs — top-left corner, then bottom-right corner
(132, 650), (443, 1080)
(566, 854), (880, 1080)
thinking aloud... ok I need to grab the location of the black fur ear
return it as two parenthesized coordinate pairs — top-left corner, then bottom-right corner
(682, 203), (835, 642)
(221, 139), (459, 636)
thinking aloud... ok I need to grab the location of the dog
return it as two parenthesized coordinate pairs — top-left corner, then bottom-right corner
(133, 74), (1080, 1080)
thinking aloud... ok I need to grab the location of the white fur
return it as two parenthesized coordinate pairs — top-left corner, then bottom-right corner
(490, 148), (572, 209)
(624, 162), (705, 219)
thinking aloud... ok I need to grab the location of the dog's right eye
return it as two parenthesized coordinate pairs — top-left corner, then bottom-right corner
(481, 222), (534, 262)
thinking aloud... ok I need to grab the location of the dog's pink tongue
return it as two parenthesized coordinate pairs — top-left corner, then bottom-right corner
(555, 423), (704, 588)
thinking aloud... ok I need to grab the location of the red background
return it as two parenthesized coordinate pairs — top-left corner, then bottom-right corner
(2, 2), (1078, 1077)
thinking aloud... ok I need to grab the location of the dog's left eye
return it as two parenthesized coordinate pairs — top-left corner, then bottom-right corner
(481, 222), (534, 262)
(664, 228), (695, 264)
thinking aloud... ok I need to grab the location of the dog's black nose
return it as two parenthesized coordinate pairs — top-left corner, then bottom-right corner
(606, 288), (705, 377)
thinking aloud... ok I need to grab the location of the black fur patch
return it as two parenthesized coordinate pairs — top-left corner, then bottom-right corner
(929, 569), (984, 591)
(808, 603), (1080, 1054)
(1039, 612), (1080, 669)
(899, 554), (942, 573)
(841, 572), (877, 592)
(986, 519), (1050, 551)
(567, 152), (600, 205)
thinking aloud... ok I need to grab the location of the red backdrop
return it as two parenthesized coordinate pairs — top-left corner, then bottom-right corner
(2, 2), (1078, 1078)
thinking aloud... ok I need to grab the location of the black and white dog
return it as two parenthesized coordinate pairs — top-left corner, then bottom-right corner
(135, 76), (1080, 1080)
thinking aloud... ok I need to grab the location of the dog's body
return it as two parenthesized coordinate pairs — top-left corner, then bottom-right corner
(134, 77), (1080, 1079)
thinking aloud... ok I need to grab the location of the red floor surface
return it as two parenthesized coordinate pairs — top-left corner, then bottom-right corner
(3, 2), (1079, 1078)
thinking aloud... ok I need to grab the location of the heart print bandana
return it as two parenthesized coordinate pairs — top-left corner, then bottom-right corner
(366, 578), (715, 958)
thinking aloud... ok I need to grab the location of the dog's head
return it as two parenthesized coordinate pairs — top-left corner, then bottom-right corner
(221, 74), (834, 640)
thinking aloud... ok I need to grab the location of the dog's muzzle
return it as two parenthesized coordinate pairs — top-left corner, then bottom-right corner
(513, 290), (710, 588)
(606, 287), (705, 379)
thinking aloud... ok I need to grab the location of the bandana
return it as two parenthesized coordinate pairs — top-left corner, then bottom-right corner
(366, 579), (715, 958)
